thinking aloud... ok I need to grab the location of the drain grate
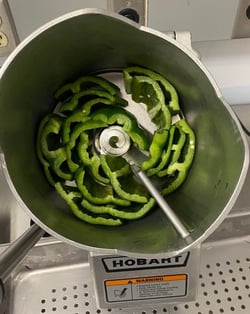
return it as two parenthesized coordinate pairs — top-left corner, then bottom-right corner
(39, 284), (87, 314)
(36, 270), (115, 314)
(38, 280), (170, 314)
(169, 241), (250, 313)
(9, 238), (250, 314)
(38, 279), (170, 314)
(11, 263), (170, 314)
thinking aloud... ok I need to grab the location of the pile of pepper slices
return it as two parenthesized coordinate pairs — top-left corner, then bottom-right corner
(36, 66), (195, 226)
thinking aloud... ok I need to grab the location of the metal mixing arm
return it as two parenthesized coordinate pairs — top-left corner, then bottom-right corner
(98, 125), (191, 240)
(0, 224), (44, 304)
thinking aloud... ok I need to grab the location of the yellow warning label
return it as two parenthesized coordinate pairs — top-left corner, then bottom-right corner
(105, 274), (187, 286)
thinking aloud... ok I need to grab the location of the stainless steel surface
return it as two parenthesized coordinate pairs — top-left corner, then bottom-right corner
(2, 102), (246, 311)
(0, 9), (248, 257)
(0, 224), (43, 286)
(232, 0), (250, 38)
(0, 232), (249, 314)
(99, 126), (131, 156)
(0, 4), (249, 314)
(233, 104), (250, 134)
(174, 31), (194, 55)
(0, 158), (30, 244)
(107, 0), (148, 26)
(169, 237), (250, 314)
(0, 153), (249, 314)
(193, 38), (250, 106)
(0, 71), (249, 314)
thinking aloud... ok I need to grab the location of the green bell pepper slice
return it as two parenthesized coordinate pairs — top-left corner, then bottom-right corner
(141, 129), (169, 172)
(77, 132), (109, 184)
(55, 75), (121, 102)
(75, 167), (130, 206)
(146, 124), (176, 177)
(55, 182), (123, 226)
(65, 119), (107, 173)
(48, 148), (73, 181)
(75, 75), (120, 95)
(158, 119), (191, 177)
(59, 90), (127, 114)
(36, 114), (58, 186)
(128, 75), (172, 130)
(38, 113), (62, 160)
(123, 71), (176, 176)
(81, 197), (155, 220)
(61, 96), (127, 145)
(123, 66), (180, 114)
(100, 155), (149, 203)
(38, 113), (72, 181)
(104, 155), (131, 177)
(167, 126), (186, 165)
(160, 118), (195, 195)
(37, 69), (196, 227)
(61, 111), (89, 145)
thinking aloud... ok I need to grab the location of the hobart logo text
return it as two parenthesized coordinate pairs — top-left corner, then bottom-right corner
(102, 252), (189, 272)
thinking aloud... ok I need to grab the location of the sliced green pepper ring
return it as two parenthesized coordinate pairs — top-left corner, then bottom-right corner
(157, 119), (194, 178)
(123, 66), (180, 114)
(160, 119), (195, 195)
(141, 129), (169, 172)
(36, 114), (59, 186)
(36, 69), (196, 226)
(146, 125), (176, 177)
(77, 132), (109, 184)
(104, 155), (131, 177)
(61, 111), (89, 145)
(75, 167), (130, 206)
(100, 155), (149, 204)
(55, 182), (123, 226)
(58, 89), (115, 113)
(39, 113), (63, 160)
(38, 113), (73, 181)
(81, 197), (155, 220)
(65, 119), (108, 173)
(55, 75), (121, 102)
(75, 75), (120, 95)
(129, 75), (172, 130)
(59, 90), (127, 114)
(36, 113), (54, 165)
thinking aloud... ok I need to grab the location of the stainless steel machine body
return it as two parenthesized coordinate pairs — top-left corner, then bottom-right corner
(1, 103), (249, 313)
(0, 3), (250, 313)
(0, 9), (248, 258)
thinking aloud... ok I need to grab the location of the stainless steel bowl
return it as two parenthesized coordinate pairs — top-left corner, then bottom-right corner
(0, 9), (248, 257)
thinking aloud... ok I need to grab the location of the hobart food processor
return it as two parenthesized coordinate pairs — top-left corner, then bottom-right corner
(0, 1), (250, 313)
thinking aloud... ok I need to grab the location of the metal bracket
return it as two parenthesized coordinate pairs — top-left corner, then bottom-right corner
(0, 0), (19, 57)
(174, 31), (193, 52)
(165, 30), (200, 59)
(232, 0), (250, 38)
(107, 0), (148, 26)
(106, 1), (199, 58)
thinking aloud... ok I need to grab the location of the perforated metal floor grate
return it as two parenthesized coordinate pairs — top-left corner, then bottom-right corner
(9, 237), (250, 314)
(169, 238), (250, 314)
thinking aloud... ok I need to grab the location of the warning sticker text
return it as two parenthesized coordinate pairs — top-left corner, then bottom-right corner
(104, 274), (187, 302)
